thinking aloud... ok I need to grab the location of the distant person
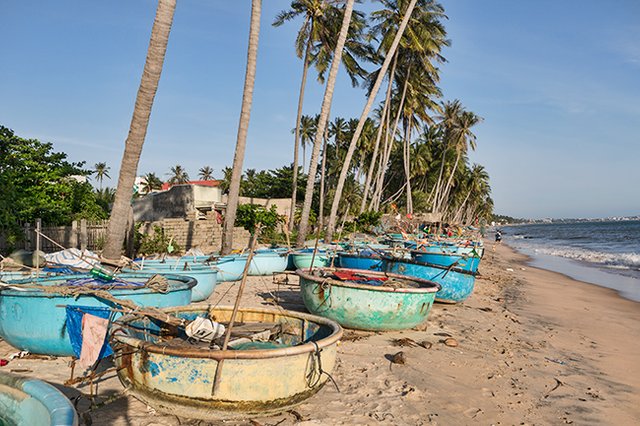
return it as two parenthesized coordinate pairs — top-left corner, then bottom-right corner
(493, 229), (502, 251)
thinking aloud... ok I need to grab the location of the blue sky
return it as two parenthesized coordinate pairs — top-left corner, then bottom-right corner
(1, 1), (638, 219)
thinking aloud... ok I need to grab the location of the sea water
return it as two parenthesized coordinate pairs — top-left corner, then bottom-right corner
(502, 220), (640, 302)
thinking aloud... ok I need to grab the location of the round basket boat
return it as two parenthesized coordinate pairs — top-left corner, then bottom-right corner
(0, 373), (77, 426)
(0, 273), (195, 356)
(297, 268), (440, 331)
(384, 257), (477, 303)
(410, 250), (481, 273)
(127, 263), (218, 302)
(291, 248), (331, 269)
(111, 305), (343, 420)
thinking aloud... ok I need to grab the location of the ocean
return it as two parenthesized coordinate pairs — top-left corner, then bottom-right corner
(501, 220), (640, 302)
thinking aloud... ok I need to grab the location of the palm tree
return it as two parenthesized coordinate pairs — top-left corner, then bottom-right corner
(429, 99), (461, 209)
(198, 166), (214, 180)
(167, 165), (189, 184)
(433, 107), (482, 214)
(324, 0), (418, 242)
(141, 172), (163, 194)
(296, 0), (355, 247)
(221, 0), (262, 255)
(93, 162), (111, 191)
(274, 1), (370, 230)
(102, 0), (176, 262)
(298, 115), (317, 173)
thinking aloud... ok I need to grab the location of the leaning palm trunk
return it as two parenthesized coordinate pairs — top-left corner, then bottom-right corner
(359, 58), (396, 214)
(428, 139), (450, 208)
(325, 0), (418, 242)
(317, 108), (331, 231)
(288, 26), (314, 230)
(403, 120), (413, 214)
(296, 0), (355, 247)
(434, 150), (460, 215)
(371, 65), (409, 211)
(369, 80), (395, 212)
(221, 0), (262, 255)
(102, 0), (176, 261)
(452, 187), (473, 223)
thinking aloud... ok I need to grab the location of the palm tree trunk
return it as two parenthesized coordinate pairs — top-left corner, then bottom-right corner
(453, 188), (473, 222)
(359, 57), (396, 214)
(435, 150), (460, 215)
(371, 64), (409, 211)
(318, 106), (331, 231)
(403, 117), (413, 214)
(369, 71), (395, 212)
(429, 139), (450, 209)
(288, 23), (313, 231)
(296, 0), (355, 247)
(103, 0), (176, 261)
(221, 0), (262, 255)
(325, 0), (417, 242)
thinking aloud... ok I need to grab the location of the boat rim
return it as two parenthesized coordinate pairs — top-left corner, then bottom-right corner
(385, 256), (478, 276)
(297, 267), (441, 294)
(410, 249), (481, 259)
(0, 273), (196, 295)
(0, 372), (78, 426)
(111, 305), (343, 360)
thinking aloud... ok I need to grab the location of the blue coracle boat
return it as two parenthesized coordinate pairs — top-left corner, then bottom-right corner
(0, 372), (78, 425)
(0, 273), (195, 356)
(128, 263), (217, 302)
(410, 250), (481, 273)
(383, 257), (476, 303)
(336, 251), (384, 271)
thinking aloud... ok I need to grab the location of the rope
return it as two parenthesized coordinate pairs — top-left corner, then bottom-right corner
(306, 341), (340, 392)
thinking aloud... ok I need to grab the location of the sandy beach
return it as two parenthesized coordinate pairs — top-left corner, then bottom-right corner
(1, 243), (639, 425)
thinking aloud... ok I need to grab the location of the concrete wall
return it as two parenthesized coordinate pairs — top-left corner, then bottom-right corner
(133, 185), (223, 222)
(235, 196), (293, 218)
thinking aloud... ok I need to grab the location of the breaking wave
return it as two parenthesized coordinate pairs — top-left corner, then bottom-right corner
(532, 246), (640, 270)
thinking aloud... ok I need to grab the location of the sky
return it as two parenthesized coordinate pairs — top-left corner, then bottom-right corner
(1, 0), (639, 219)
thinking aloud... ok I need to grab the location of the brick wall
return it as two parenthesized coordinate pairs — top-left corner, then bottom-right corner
(137, 216), (251, 253)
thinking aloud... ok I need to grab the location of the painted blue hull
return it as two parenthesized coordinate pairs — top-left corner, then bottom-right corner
(383, 258), (476, 303)
(336, 252), (384, 271)
(0, 273), (195, 356)
(128, 265), (217, 302)
(0, 373), (78, 426)
(214, 256), (247, 282)
(410, 250), (481, 273)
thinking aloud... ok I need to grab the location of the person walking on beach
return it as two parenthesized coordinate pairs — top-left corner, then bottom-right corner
(493, 229), (502, 251)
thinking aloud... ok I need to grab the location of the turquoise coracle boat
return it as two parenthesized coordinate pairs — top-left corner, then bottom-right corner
(297, 268), (440, 331)
(128, 262), (217, 302)
(0, 373), (78, 426)
(383, 257), (476, 303)
(0, 273), (195, 356)
(112, 305), (342, 420)
(410, 250), (481, 273)
(291, 248), (331, 269)
(336, 251), (384, 271)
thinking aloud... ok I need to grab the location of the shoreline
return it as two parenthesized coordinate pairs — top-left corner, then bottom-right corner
(1, 245), (639, 425)
(501, 239), (640, 304)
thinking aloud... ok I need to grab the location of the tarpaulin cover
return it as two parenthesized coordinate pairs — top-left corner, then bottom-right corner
(331, 271), (388, 286)
(65, 306), (114, 360)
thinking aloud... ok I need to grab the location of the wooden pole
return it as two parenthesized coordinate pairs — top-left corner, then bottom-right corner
(24, 223), (30, 250)
(35, 219), (41, 278)
(212, 226), (261, 395)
